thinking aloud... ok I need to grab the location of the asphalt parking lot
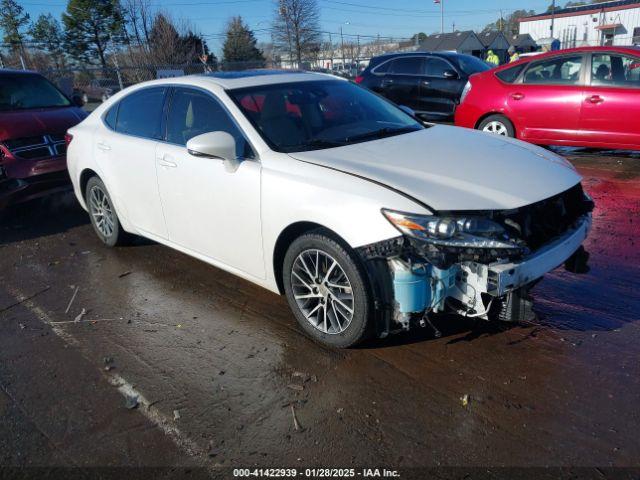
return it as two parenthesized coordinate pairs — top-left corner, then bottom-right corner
(1, 151), (639, 477)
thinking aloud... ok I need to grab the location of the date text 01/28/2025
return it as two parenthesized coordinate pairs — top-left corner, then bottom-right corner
(232, 468), (401, 478)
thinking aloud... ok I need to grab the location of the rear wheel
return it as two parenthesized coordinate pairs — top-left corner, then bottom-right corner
(283, 230), (372, 348)
(85, 176), (130, 247)
(478, 114), (515, 137)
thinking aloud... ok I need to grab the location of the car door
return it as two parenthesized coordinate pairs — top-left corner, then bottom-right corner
(420, 56), (464, 118)
(155, 87), (264, 278)
(94, 86), (169, 239)
(579, 52), (640, 148)
(380, 57), (424, 110)
(507, 54), (586, 143)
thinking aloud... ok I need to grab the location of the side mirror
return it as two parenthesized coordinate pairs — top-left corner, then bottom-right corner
(397, 105), (415, 117)
(186, 131), (240, 172)
(71, 94), (86, 107)
(443, 70), (459, 79)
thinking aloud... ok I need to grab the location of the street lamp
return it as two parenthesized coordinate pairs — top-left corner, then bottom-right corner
(340, 21), (350, 71)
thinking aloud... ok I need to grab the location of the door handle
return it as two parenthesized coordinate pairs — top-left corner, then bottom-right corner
(157, 155), (177, 168)
(510, 92), (525, 101)
(96, 141), (111, 151)
(421, 80), (431, 86)
(383, 78), (395, 84)
(587, 95), (604, 104)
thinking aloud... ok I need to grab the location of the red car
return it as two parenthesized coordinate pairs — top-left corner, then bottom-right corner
(0, 70), (87, 208)
(455, 46), (640, 150)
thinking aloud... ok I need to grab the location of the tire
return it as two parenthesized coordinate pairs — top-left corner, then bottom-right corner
(477, 114), (515, 138)
(85, 176), (130, 247)
(283, 230), (372, 348)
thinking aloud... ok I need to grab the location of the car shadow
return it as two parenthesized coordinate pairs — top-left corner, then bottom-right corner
(0, 192), (89, 245)
(0, 192), (156, 247)
(358, 312), (529, 349)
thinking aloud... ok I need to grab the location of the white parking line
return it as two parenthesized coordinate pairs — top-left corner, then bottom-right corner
(4, 286), (210, 464)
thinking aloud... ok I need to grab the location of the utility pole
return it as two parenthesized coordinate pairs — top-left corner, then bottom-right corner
(440, 0), (444, 34)
(550, 0), (556, 38)
(340, 25), (345, 69)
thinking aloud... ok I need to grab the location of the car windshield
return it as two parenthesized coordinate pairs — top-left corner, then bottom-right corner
(457, 54), (492, 75)
(229, 80), (424, 153)
(0, 73), (71, 111)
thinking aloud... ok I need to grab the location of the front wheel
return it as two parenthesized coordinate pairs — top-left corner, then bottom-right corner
(283, 230), (372, 348)
(478, 114), (515, 137)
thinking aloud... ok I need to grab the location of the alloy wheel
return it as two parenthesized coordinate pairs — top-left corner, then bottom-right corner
(88, 185), (115, 238)
(290, 249), (354, 334)
(482, 120), (509, 136)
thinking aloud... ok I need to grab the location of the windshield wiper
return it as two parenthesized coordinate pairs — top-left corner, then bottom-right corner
(305, 138), (346, 149)
(344, 126), (419, 143)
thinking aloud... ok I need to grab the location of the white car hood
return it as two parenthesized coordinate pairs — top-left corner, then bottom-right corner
(288, 125), (582, 212)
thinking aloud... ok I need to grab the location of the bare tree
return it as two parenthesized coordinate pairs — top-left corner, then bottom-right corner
(272, 0), (321, 67)
(123, 0), (153, 48)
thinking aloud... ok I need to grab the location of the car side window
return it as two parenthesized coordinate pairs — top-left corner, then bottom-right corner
(104, 104), (118, 129)
(166, 88), (253, 158)
(389, 57), (424, 75)
(496, 64), (526, 83)
(373, 60), (390, 74)
(424, 57), (452, 77)
(523, 55), (583, 85)
(115, 87), (166, 139)
(591, 54), (640, 88)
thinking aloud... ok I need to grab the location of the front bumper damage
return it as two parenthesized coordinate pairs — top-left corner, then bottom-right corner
(357, 212), (592, 338)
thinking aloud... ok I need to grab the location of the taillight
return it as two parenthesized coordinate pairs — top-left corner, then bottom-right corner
(65, 133), (73, 147)
(354, 75), (364, 84)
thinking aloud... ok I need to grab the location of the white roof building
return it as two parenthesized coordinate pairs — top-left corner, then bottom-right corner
(519, 0), (640, 49)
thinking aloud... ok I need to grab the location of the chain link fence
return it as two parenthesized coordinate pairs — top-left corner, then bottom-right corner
(27, 58), (372, 112)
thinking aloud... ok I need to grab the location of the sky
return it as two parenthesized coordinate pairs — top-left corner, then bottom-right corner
(20, 0), (553, 55)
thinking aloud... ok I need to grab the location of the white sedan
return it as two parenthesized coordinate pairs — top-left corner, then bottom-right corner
(66, 70), (593, 348)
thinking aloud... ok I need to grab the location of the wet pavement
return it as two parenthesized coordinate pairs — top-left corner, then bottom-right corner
(1, 152), (639, 476)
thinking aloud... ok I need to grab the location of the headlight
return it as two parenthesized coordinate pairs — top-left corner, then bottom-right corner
(382, 209), (520, 249)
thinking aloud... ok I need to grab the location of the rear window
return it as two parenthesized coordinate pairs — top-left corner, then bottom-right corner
(371, 59), (391, 73)
(456, 54), (491, 75)
(104, 104), (118, 129)
(496, 64), (526, 83)
(115, 87), (166, 139)
(0, 73), (71, 111)
(389, 57), (424, 75)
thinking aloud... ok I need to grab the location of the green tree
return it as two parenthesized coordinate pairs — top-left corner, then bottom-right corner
(411, 32), (428, 44)
(30, 14), (66, 68)
(62, 0), (125, 68)
(222, 16), (265, 68)
(0, 0), (30, 52)
(483, 9), (535, 35)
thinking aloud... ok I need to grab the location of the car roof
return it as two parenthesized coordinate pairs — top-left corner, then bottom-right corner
(495, 45), (640, 71)
(196, 69), (344, 89)
(0, 68), (43, 76)
(371, 51), (468, 61)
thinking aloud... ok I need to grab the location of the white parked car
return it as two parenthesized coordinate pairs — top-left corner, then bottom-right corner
(66, 71), (593, 348)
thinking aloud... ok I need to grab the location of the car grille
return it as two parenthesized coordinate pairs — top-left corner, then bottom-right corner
(3, 134), (67, 160)
(498, 183), (593, 251)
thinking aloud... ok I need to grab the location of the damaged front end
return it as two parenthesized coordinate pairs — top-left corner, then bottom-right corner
(357, 183), (594, 338)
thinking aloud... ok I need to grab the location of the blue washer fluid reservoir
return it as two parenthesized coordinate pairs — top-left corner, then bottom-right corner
(389, 259), (431, 314)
